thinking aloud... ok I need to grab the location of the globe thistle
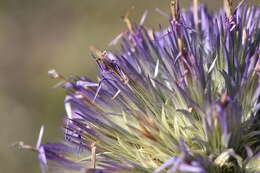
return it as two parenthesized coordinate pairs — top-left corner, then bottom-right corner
(21, 0), (260, 172)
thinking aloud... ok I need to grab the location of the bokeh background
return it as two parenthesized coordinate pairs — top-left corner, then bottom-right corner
(0, 0), (258, 172)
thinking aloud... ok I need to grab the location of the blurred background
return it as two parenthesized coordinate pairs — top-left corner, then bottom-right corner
(0, 0), (258, 172)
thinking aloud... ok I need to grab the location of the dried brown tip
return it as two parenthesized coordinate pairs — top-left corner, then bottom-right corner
(170, 0), (183, 54)
(139, 122), (158, 142)
(220, 91), (230, 108)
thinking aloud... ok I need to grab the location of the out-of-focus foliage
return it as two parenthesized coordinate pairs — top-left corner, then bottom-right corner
(0, 0), (258, 173)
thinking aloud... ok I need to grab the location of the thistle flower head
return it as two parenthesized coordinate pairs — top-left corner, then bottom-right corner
(25, 1), (260, 173)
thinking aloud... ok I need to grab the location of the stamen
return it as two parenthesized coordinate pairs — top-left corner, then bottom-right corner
(12, 141), (37, 152)
(48, 69), (59, 79)
(224, 0), (233, 19)
(148, 29), (154, 40)
(122, 7), (134, 32)
(123, 16), (132, 32)
(177, 37), (184, 55)
(91, 142), (97, 168)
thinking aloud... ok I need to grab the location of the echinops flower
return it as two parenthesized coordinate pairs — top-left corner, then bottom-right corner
(21, 0), (260, 172)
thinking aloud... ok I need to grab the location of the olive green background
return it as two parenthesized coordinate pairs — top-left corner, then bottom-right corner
(0, 0), (258, 172)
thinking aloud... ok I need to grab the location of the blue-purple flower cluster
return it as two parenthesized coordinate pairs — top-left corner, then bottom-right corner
(27, 0), (260, 172)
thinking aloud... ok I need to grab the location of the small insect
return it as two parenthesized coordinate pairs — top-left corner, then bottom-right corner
(90, 46), (129, 84)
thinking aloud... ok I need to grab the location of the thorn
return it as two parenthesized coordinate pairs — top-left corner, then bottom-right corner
(193, 0), (199, 28)
(109, 32), (124, 46)
(92, 83), (102, 103)
(140, 10), (148, 26)
(155, 8), (170, 19)
(112, 89), (121, 100)
(36, 125), (45, 149)
(154, 59), (160, 78)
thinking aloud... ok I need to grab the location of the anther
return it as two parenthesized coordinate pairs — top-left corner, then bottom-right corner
(48, 69), (60, 79)
(48, 69), (68, 84)
(90, 46), (105, 61)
